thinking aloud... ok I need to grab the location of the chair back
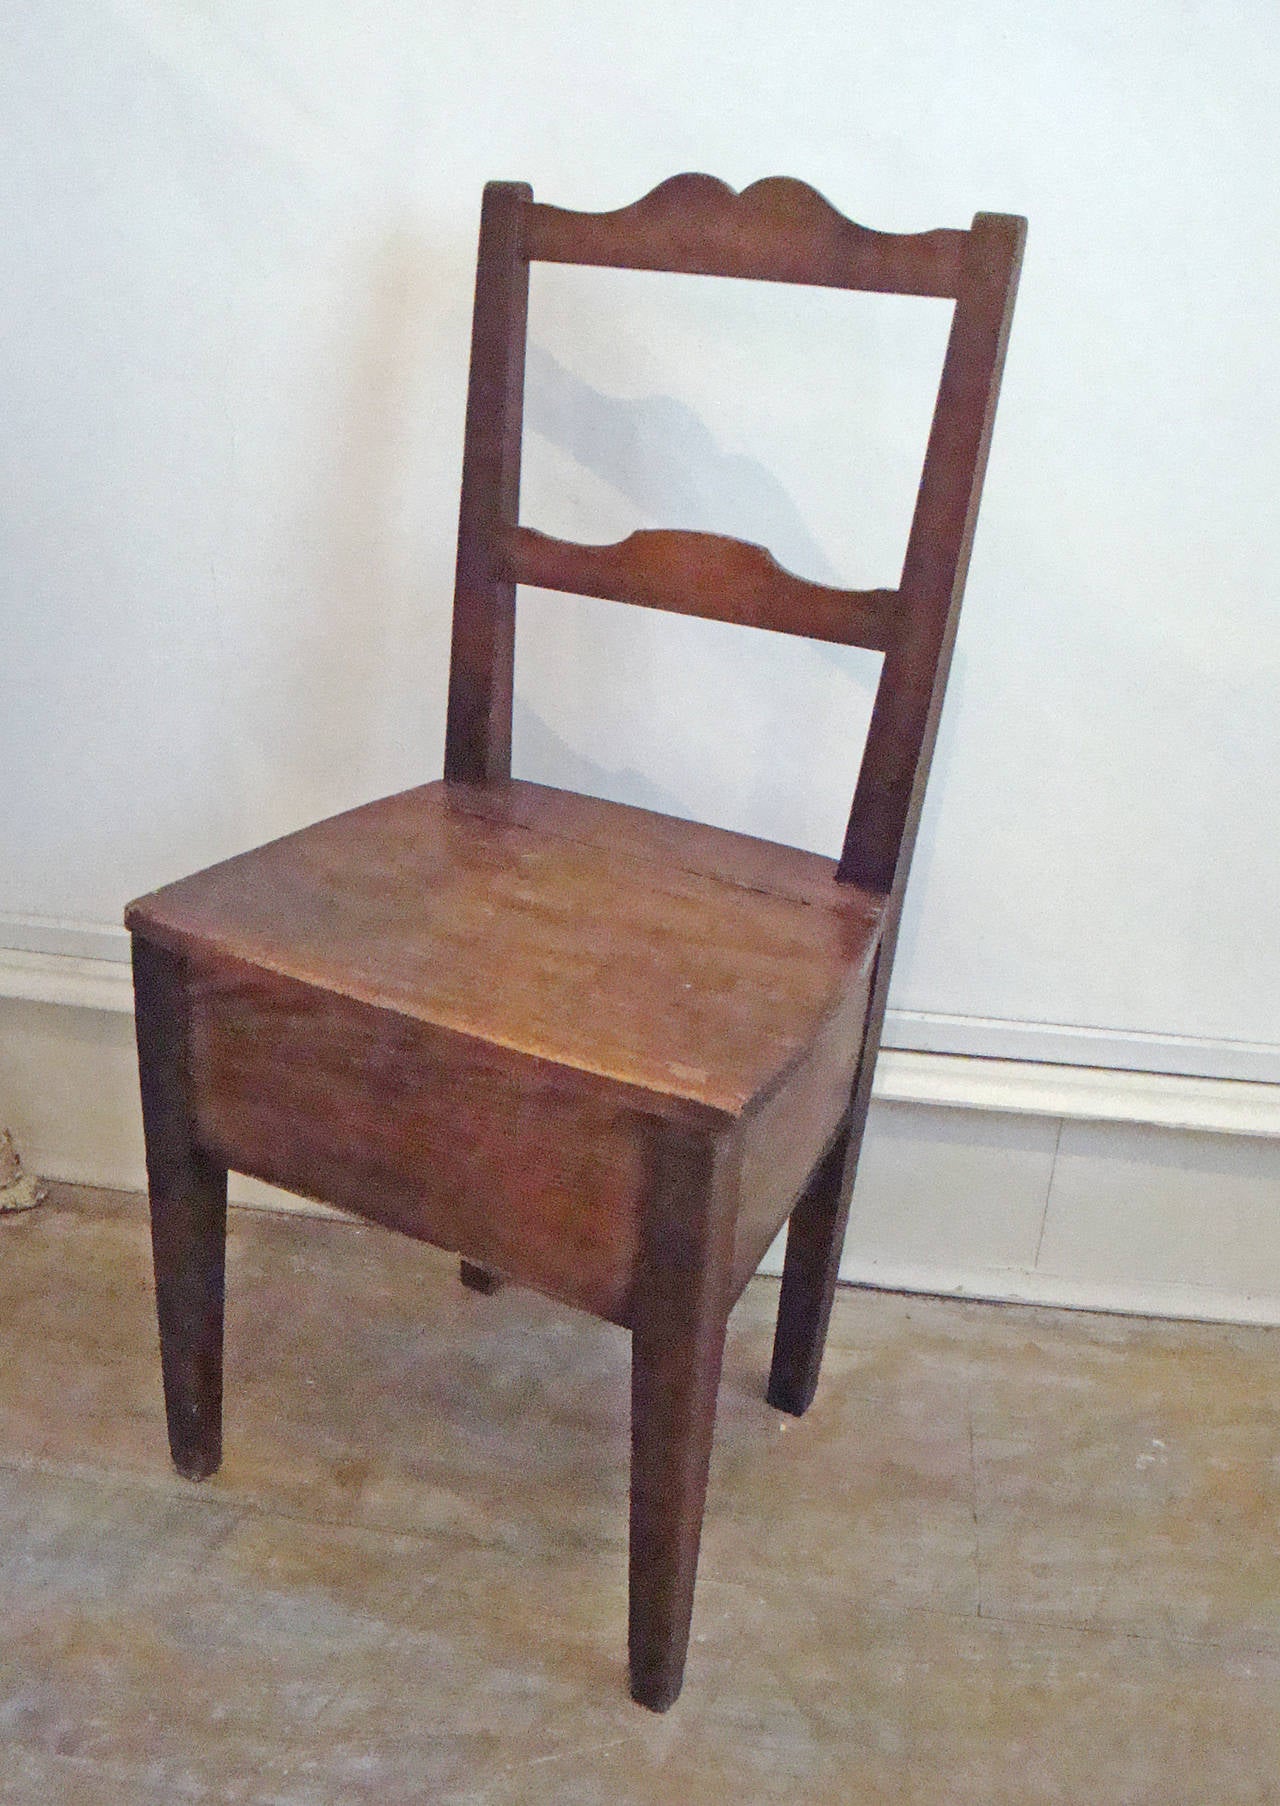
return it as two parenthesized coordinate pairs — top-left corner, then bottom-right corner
(444, 174), (1025, 894)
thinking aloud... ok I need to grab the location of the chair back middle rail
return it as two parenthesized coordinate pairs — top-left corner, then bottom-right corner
(503, 524), (897, 651)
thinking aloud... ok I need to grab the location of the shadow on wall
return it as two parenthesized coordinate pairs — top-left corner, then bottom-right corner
(517, 340), (887, 856)
(220, 252), (946, 891)
(512, 698), (690, 822)
(523, 342), (846, 585)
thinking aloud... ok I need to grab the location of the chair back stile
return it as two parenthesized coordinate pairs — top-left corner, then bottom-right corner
(442, 174), (1025, 902)
(840, 211), (1025, 894)
(444, 180), (532, 785)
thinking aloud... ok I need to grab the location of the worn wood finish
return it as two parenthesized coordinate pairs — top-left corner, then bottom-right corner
(525, 173), (968, 298)
(127, 781), (880, 1127)
(131, 935), (228, 1481)
(127, 174), (1024, 1709)
(183, 955), (649, 1324)
(444, 778), (854, 906)
(444, 181), (532, 784)
(126, 782), (881, 1329)
(629, 1125), (738, 1710)
(506, 524), (896, 649)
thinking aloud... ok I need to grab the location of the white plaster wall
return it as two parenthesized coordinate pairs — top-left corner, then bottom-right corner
(3, 3), (1278, 1073)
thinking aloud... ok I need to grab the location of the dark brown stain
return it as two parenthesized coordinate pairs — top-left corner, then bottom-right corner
(125, 172), (1025, 1711)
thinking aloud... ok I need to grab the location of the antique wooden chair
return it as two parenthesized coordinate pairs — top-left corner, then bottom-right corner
(126, 175), (1024, 1711)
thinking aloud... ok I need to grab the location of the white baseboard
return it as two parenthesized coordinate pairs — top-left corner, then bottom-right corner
(7, 920), (1280, 1089)
(885, 1006), (1280, 1086)
(4, 944), (1280, 1137)
(0, 948), (135, 1014)
(5, 974), (1280, 1328)
(832, 1262), (1280, 1330)
(879, 1051), (1280, 1138)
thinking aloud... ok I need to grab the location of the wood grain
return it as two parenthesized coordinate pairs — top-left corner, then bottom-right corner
(186, 955), (648, 1325)
(443, 779), (852, 906)
(525, 173), (967, 297)
(128, 173), (1025, 1710)
(505, 524), (896, 649)
(126, 780), (883, 1125)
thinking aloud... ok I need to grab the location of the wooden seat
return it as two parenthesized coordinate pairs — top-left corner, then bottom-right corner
(127, 174), (1024, 1712)
(128, 780), (882, 1121)
(127, 779), (883, 1321)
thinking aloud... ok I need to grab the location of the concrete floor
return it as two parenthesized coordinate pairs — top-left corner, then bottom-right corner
(0, 1185), (1277, 1803)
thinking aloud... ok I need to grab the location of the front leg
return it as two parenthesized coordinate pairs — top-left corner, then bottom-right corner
(628, 1124), (738, 1711)
(132, 935), (228, 1481)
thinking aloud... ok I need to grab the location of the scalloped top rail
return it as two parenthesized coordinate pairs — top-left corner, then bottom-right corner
(502, 525), (897, 651)
(521, 175), (967, 298)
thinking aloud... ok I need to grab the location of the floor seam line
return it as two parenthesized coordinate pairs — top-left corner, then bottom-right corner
(0, 1447), (614, 1561)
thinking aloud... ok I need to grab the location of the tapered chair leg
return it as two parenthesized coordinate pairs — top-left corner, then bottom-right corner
(769, 943), (891, 1418)
(460, 1259), (504, 1294)
(132, 935), (229, 1482)
(628, 1128), (736, 1712)
(766, 1128), (856, 1417)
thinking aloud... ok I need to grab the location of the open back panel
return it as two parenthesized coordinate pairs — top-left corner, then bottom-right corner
(444, 174), (1024, 896)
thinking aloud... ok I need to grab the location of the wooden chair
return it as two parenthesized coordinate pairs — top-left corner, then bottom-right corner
(125, 175), (1024, 1711)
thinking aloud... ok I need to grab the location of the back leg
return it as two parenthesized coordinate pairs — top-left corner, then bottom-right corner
(769, 943), (891, 1416)
(766, 1126), (858, 1417)
(460, 1259), (504, 1294)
